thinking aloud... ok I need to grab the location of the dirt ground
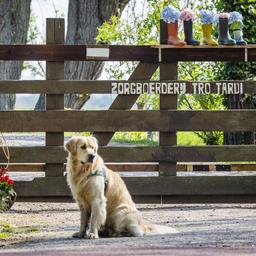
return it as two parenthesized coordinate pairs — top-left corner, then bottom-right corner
(1, 202), (256, 253)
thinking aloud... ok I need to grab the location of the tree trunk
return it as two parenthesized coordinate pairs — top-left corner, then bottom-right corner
(35, 0), (129, 110)
(0, 0), (31, 110)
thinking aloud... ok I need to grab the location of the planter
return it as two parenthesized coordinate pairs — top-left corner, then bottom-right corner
(0, 189), (17, 211)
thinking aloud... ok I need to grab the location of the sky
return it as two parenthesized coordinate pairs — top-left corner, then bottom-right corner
(19, 0), (114, 109)
(18, 0), (145, 109)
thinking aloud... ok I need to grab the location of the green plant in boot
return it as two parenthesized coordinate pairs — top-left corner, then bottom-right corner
(229, 11), (246, 45)
(216, 13), (236, 45)
(200, 10), (217, 46)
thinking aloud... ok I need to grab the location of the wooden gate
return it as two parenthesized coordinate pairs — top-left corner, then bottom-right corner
(1, 18), (256, 203)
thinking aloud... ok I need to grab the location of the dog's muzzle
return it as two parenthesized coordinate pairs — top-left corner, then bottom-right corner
(87, 154), (95, 163)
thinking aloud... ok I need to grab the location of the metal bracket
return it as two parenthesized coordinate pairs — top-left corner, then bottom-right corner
(158, 47), (162, 63)
(244, 48), (248, 62)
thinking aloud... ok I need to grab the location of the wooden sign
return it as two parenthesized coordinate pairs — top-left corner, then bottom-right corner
(111, 81), (244, 95)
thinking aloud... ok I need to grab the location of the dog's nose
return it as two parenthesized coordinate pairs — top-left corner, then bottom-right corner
(88, 154), (95, 162)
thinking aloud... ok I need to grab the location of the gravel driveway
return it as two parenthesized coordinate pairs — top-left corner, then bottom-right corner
(1, 203), (256, 252)
(1, 135), (256, 254)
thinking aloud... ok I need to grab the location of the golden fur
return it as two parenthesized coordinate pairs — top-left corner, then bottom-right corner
(65, 136), (177, 239)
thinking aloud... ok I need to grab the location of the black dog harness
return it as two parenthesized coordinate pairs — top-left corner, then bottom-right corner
(87, 167), (108, 193)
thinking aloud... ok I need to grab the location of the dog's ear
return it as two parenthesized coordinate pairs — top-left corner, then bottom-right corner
(90, 136), (98, 154)
(65, 137), (78, 154)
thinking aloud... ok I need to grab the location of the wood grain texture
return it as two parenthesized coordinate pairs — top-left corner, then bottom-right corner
(159, 56), (177, 175)
(13, 176), (256, 197)
(0, 45), (254, 61)
(1, 145), (256, 163)
(45, 18), (64, 177)
(0, 110), (255, 132)
(159, 21), (178, 176)
(94, 62), (159, 145)
(0, 80), (254, 94)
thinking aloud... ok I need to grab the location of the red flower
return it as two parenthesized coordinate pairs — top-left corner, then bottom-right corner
(8, 179), (14, 185)
(0, 167), (14, 187)
(0, 167), (7, 177)
(4, 175), (9, 181)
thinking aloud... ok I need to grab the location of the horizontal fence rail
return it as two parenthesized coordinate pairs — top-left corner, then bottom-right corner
(13, 176), (256, 198)
(4, 163), (256, 173)
(0, 110), (255, 132)
(0, 146), (256, 163)
(0, 80), (254, 94)
(0, 45), (255, 61)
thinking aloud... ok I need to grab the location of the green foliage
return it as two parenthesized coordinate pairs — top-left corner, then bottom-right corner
(113, 132), (158, 146)
(96, 0), (228, 145)
(0, 222), (39, 240)
(216, 0), (256, 144)
(112, 131), (205, 145)
(216, 0), (256, 79)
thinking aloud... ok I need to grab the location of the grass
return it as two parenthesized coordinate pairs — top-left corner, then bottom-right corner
(5, 131), (206, 146)
(65, 131), (205, 146)
(0, 222), (40, 240)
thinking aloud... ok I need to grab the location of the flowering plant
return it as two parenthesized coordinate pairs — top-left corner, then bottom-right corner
(229, 11), (244, 30)
(180, 9), (197, 21)
(214, 12), (230, 23)
(0, 167), (15, 211)
(161, 6), (180, 23)
(200, 10), (216, 24)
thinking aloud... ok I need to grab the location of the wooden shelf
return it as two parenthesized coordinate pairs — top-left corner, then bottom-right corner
(0, 44), (254, 61)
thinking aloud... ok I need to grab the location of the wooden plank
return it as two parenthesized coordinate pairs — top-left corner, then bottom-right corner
(0, 45), (158, 62)
(162, 46), (255, 62)
(45, 18), (64, 177)
(231, 164), (256, 171)
(105, 163), (158, 172)
(159, 63), (177, 176)
(94, 62), (159, 145)
(6, 163), (256, 173)
(0, 110), (255, 132)
(0, 80), (255, 94)
(0, 44), (255, 61)
(15, 195), (256, 204)
(13, 176), (256, 197)
(5, 164), (44, 172)
(1, 145), (256, 163)
(159, 23), (177, 176)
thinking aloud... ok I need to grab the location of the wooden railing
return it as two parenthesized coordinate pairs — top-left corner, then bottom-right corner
(0, 18), (256, 203)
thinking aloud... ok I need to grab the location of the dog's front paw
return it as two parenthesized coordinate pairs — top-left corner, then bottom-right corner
(87, 232), (99, 239)
(72, 231), (86, 238)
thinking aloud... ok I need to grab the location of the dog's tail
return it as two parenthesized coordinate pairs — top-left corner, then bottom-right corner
(142, 224), (178, 236)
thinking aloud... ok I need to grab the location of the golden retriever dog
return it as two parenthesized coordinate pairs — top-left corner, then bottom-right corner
(65, 136), (177, 239)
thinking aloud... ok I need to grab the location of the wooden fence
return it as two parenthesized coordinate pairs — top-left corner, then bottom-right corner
(1, 18), (256, 203)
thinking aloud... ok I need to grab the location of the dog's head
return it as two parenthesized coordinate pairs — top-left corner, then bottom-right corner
(65, 136), (98, 164)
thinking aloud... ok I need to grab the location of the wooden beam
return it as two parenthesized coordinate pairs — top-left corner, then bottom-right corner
(1, 145), (256, 163)
(0, 44), (255, 61)
(159, 21), (177, 176)
(0, 80), (254, 94)
(13, 176), (256, 197)
(94, 62), (159, 145)
(0, 110), (255, 132)
(5, 163), (256, 173)
(45, 18), (64, 177)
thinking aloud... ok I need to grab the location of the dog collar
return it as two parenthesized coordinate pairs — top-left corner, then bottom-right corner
(87, 167), (108, 193)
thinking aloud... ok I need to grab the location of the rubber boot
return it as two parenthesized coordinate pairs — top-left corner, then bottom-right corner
(218, 18), (236, 45)
(183, 20), (200, 46)
(232, 29), (246, 45)
(167, 22), (186, 46)
(202, 24), (217, 46)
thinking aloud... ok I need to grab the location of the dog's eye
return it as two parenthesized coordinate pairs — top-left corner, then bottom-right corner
(81, 145), (87, 150)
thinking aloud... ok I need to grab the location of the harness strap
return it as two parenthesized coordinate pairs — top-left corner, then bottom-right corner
(87, 167), (108, 193)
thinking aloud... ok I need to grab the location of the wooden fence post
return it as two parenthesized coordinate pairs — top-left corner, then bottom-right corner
(159, 20), (177, 176)
(45, 18), (65, 177)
